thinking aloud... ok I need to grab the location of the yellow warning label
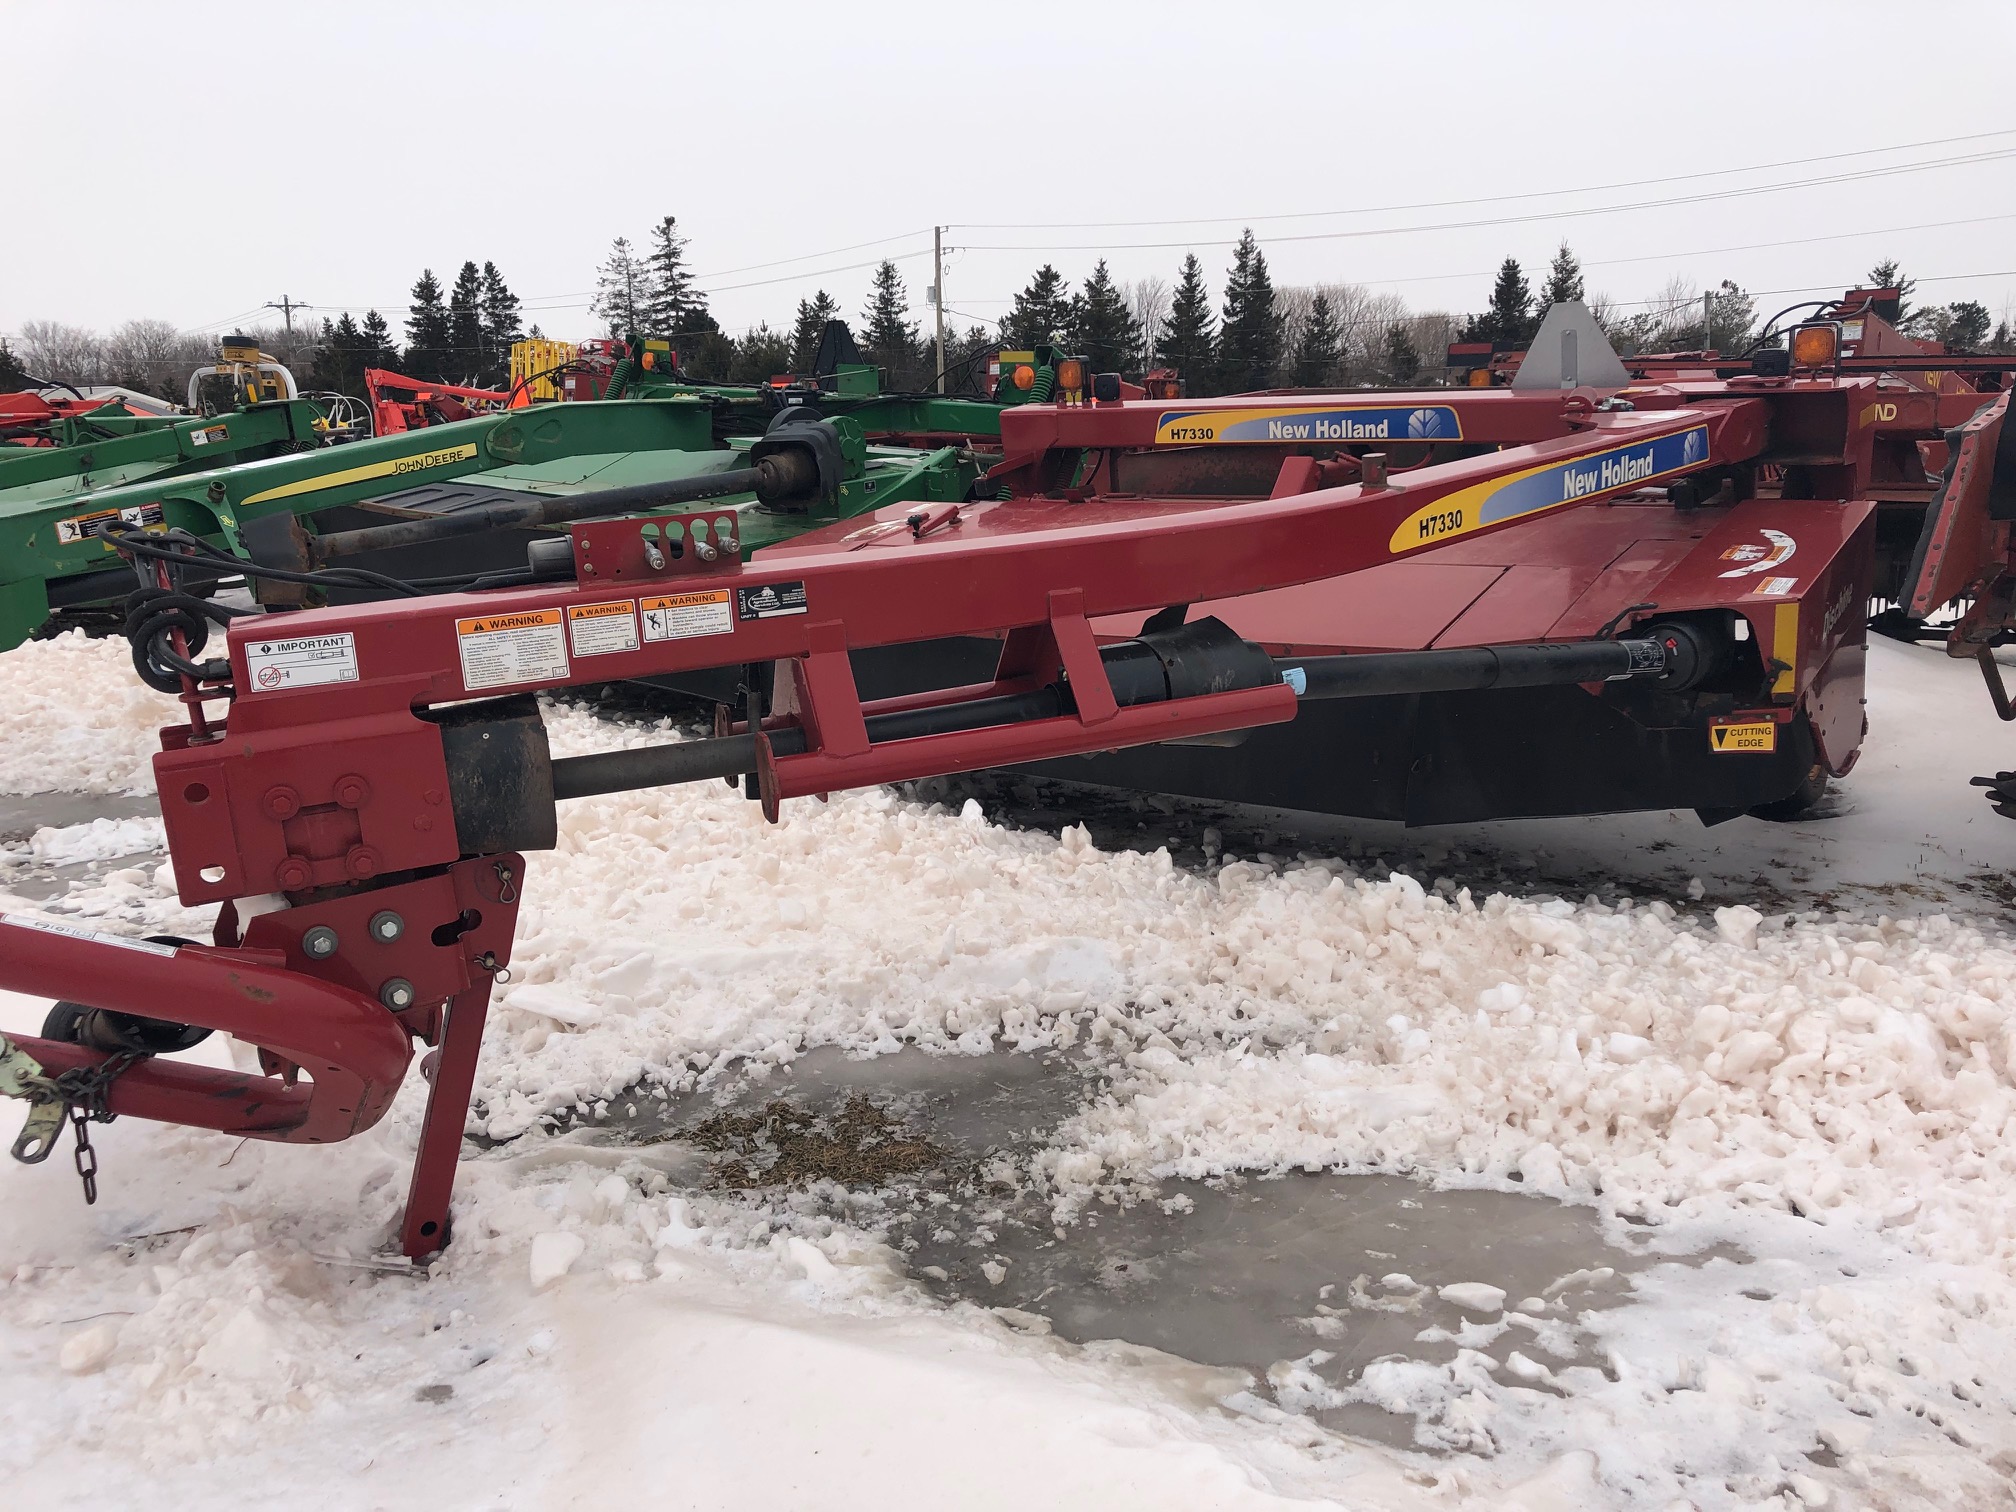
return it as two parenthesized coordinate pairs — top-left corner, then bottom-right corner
(640, 589), (734, 642)
(1710, 722), (1777, 754)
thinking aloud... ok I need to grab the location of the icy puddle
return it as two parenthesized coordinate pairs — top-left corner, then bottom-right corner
(554, 1044), (1699, 1453)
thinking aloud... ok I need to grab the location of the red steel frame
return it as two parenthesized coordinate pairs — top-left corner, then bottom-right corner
(0, 395), (1821, 1254)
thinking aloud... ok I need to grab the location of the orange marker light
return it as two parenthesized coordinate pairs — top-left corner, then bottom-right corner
(1012, 364), (1036, 390)
(1789, 324), (1839, 369)
(1054, 359), (1085, 391)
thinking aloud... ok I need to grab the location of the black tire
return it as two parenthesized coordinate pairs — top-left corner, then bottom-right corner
(38, 938), (212, 1053)
(1749, 760), (1830, 822)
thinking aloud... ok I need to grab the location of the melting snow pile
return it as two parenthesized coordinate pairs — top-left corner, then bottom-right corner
(0, 631), (168, 796)
(4, 644), (2016, 1508)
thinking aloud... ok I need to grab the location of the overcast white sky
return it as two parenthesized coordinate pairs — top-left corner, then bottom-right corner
(6, 0), (2015, 344)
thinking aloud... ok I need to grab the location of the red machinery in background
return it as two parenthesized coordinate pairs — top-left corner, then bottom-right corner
(0, 388), (128, 445)
(363, 368), (522, 435)
(8, 299), (2001, 1254)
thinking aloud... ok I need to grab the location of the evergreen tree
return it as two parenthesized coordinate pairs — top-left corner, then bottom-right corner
(1943, 300), (1992, 353)
(1217, 230), (1285, 393)
(403, 269), (451, 379)
(591, 237), (656, 338)
(1157, 254), (1217, 393)
(1002, 264), (1076, 350)
(643, 216), (715, 338)
(310, 313), (367, 396)
(1538, 242), (1584, 309)
(790, 291), (841, 372)
(1703, 279), (1755, 352)
(1461, 257), (1535, 343)
(729, 323), (794, 382)
(1290, 291), (1344, 387)
(479, 262), (522, 387)
(360, 310), (399, 370)
(1382, 322), (1421, 385)
(1866, 258), (1918, 324)
(0, 338), (27, 389)
(860, 260), (920, 384)
(1068, 260), (1142, 375)
(447, 261), (484, 382)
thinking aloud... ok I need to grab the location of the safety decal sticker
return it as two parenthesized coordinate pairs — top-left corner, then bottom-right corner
(736, 581), (807, 620)
(2, 914), (178, 956)
(1154, 404), (1462, 445)
(456, 608), (568, 690)
(1710, 722), (1778, 754)
(566, 599), (640, 657)
(1387, 425), (1711, 553)
(188, 422), (230, 447)
(55, 501), (165, 548)
(245, 632), (359, 692)
(1754, 576), (1799, 598)
(1719, 527), (1797, 578)
(641, 589), (735, 642)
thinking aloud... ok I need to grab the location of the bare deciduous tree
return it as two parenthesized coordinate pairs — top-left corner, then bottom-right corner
(1122, 277), (1169, 365)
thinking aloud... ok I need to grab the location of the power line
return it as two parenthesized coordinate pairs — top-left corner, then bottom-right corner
(951, 127), (2016, 232)
(957, 149), (2016, 254)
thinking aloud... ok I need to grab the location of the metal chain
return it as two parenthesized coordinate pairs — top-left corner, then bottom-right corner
(51, 1051), (141, 1206)
(69, 1104), (99, 1203)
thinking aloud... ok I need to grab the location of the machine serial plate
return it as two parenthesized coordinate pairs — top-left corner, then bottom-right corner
(2, 915), (178, 955)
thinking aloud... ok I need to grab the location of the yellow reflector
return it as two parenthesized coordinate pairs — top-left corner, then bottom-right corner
(1012, 364), (1036, 390)
(1789, 324), (1838, 368)
(1054, 359), (1085, 391)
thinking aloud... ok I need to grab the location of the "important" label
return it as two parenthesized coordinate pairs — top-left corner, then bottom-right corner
(245, 632), (359, 692)
(456, 609), (568, 690)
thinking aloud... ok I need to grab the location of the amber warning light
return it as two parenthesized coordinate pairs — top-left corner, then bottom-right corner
(1789, 323), (1840, 370)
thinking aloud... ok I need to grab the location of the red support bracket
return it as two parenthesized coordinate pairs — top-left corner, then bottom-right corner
(1048, 588), (1118, 725)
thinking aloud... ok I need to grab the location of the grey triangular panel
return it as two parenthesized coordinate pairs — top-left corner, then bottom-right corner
(1510, 301), (1630, 391)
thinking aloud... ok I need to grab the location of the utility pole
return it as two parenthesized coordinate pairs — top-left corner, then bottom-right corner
(1703, 289), (1715, 353)
(264, 295), (307, 334)
(933, 226), (946, 393)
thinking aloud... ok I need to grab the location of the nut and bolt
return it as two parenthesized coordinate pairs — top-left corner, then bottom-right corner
(302, 926), (339, 959)
(369, 910), (405, 943)
(379, 978), (417, 1012)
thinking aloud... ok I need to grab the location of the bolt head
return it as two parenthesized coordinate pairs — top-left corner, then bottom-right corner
(369, 910), (404, 943)
(264, 785), (301, 820)
(276, 856), (312, 890)
(334, 774), (371, 809)
(379, 978), (416, 1011)
(302, 925), (339, 959)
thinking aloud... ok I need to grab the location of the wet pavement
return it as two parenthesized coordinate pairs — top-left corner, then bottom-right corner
(0, 791), (159, 902)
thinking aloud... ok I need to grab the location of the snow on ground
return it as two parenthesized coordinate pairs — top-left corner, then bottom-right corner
(0, 631), (162, 796)
(3, 629), (2016, 1508)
